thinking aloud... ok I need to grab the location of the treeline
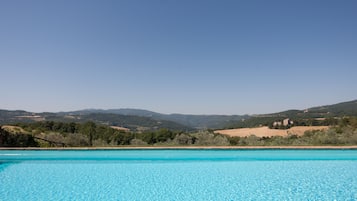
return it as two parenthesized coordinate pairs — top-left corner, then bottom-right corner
(1, 117), (357, 147)
(6, 121), (229, 147)
(13, 121), (136, 147)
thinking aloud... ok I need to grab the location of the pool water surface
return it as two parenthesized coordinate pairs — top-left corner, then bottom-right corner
(0, 149), (356, 200)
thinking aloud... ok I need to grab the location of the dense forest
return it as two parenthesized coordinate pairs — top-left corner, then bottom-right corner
(1, 117), (356, 147)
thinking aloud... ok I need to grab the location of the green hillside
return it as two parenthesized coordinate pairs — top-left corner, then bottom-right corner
(67, 109), (247, 129)
(1, 99), (357, 147)
(0, 110), (192, 132)
(227, 100), (357, 128)
(1, 99), (356, 130)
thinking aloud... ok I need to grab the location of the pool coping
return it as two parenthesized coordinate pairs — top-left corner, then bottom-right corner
(1, 146), (357, 150)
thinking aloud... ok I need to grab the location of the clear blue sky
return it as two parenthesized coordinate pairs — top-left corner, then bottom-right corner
(1, 0), (356, 115)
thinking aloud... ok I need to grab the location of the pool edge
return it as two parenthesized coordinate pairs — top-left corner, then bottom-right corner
(1, 146), (357, 150)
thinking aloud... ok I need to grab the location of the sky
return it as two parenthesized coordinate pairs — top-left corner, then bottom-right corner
(0, 0), (356, 115)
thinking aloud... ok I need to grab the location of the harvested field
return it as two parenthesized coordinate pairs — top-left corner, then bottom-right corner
(214, 126), (329, 137)
(110, 126), (130, 132)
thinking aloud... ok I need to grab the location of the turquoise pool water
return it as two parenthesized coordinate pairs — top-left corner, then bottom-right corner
(0, 149), (357, 200)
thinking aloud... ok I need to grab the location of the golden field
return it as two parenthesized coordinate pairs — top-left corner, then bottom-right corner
(214, 126), (329, 137)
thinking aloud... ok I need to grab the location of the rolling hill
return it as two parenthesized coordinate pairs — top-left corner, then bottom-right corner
(0, 110), (192, 132)
(66, 109), (247, 129)
(227, 99), (357, 128)
(1, 99), (356, 130)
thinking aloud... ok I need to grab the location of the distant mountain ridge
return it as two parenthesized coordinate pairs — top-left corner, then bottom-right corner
(64, 108), (161, 117)
(261, 99), (357, 118)
(1, 99), (356, 130)
(0, 110), (192, 132)
(66, 108), (247, 129)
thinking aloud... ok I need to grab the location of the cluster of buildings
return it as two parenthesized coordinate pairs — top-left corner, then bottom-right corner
(273, 118), (294, 127)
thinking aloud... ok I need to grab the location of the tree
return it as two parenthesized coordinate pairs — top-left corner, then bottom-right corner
(81, 121), (96, 146)
(0, 126), (9, 145)
(0, 126), (38, 147)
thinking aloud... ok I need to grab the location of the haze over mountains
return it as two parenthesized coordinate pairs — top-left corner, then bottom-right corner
(1, 100), (356, 131)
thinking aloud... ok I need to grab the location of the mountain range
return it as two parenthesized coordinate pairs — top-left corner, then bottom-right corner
(1, 99), (356, 131)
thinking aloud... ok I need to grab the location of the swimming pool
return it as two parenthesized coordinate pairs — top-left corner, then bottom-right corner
(0, 149), (356, 200)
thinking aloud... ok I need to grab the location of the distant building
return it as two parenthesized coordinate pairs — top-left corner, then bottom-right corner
(273, 118), (293, 127)
(273, 121), (282, 127)
(283, 118), (293, 126)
